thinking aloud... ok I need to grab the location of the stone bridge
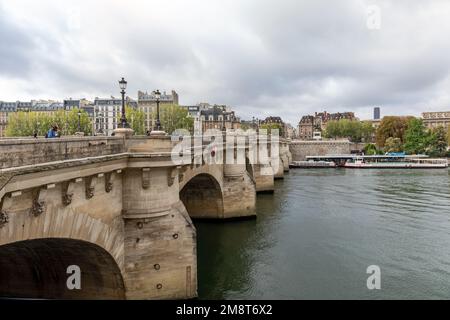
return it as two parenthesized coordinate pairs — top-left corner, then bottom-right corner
(0, 133), (291, 300)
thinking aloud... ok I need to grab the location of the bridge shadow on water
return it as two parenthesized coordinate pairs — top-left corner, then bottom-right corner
(194, 179), (286, 300)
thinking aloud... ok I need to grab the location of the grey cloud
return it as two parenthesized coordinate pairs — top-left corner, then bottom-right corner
(1, 0), (450, 124)
(0, 5), (34, 77)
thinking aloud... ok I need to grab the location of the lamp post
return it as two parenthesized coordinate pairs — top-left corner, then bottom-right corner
(154, 89), (162, 131)
(222, 106), (226, 132)
(119, 77), (128, 128)
(77, 110), (81, 132)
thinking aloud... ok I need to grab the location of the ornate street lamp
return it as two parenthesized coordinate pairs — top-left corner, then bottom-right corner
(154, 89), (162, 131)
(222, 106), (226, 132)
(119, 77), (128, 128)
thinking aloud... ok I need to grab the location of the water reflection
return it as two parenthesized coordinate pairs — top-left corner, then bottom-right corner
(197, 169), (450, 299)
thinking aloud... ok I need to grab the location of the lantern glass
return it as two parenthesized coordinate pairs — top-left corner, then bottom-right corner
(119, 77), (127, 90)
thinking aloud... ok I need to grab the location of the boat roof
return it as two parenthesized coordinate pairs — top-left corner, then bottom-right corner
(306, 154), (430, 160)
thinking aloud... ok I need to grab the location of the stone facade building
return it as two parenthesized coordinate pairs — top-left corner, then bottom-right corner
(181, 103), (241, 133)
(0, 102), (17, 137)
(260, 116), (284, 135)
(298, 115), (315, 140)
(94, 97), (137, 136)
(138, 90), (179, 132)
(422, 111), (450, 130)
(199, 105), (241, 132)
(298, 111), (356, 140)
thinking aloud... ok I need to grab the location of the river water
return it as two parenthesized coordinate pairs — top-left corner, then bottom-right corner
(196, 168), (450, 299)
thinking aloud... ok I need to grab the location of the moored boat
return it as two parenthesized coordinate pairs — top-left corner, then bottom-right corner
(344, 157), (448, 169)
(290, 160), (336, 168)
(304, 154), (449, 169)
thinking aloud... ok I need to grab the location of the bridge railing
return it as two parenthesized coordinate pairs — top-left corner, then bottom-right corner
(0, 136), (125, 169)
(0, 132), (291, 170)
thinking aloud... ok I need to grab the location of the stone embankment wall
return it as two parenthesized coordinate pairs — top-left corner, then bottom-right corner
(289, 140), (352, 161)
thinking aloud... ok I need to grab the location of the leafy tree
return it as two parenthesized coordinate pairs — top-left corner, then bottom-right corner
(324, 120), (374, 142)
(384, 137), (403, 153)
(361, 121), (376, 143)
(364, 143), (380, 155)
(5, 112), (32, 137)
(6, 109), (92, 137)
(376, 116), (412, 147)
(61, 109), (92, 136)
(260, 123), (283, 136)
(426, 126), (448, 157)
(447, 127), (450, 146)
(403, 118), (427, 155)
(324, 120), (340, 139)
(240, 122), (251, 131)
(123, 106), (146, 135)
(157, 104), (194, 135)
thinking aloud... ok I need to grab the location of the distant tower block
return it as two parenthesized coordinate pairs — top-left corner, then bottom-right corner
(374, 107), (381, 120)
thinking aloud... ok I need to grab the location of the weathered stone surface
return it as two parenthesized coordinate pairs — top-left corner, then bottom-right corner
(252, 163), (275, 193)
(123, 201), (197, 300)
(0, 137), (125, 169)
(0, 134), (282, 299)
(289, 140), (351, 161)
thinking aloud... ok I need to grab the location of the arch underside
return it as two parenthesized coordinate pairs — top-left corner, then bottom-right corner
(0, 238), (125, 299)
(180, 174), (224, 219)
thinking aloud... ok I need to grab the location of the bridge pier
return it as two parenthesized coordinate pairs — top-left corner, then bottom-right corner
(122, 205), (197, 299)
(122, 166), (197, 300)
(281, 139), (292, 172)
(222, 164), (256, 219)
(252, 163), (275, 193)
(273, 158), (285, 180)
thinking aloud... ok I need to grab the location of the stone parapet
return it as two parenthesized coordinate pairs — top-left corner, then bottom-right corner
(0, 136), (125, 169)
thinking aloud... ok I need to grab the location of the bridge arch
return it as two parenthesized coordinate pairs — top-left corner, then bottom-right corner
(0, 238), (125, 299)
(180, 173), (224, 219)
(0, 206), (125, 299)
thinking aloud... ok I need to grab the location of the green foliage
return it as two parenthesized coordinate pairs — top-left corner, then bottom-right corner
(64, 109), (92, 135)
(403, 118), (428, 155)
(240, 122), (251, 131)
(364, 143), (381, 155)
(157, 104), (194, 135)
(120, 106), (146, 135)
(6, 109), (92, 137)
(426, 126), (448, 157)
(384, 137), (403, 153)
(260, 123), (283, 136)
(323, 120), (374, 142)
(447, 127), (450, 146)
(375, 116), (412, 147)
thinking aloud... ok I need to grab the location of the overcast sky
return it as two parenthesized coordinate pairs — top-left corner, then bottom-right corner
(1, 0), (450, 124)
